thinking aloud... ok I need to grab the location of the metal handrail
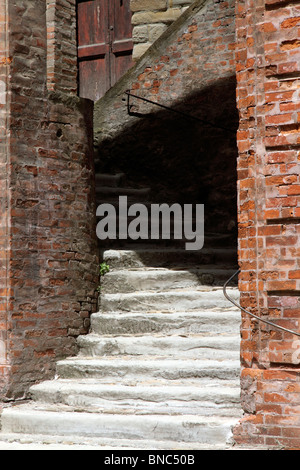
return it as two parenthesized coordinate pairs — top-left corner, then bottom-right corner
(125, 90), (237, 134)
(223, 269), (300, 337)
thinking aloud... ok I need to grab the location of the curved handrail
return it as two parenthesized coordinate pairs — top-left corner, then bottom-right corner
(223, 269), (300, 337)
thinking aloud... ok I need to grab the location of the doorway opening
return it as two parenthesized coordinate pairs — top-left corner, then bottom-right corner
(94, 75), (239, 283)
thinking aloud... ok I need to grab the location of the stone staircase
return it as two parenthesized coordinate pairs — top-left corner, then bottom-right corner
(0, 173), (242, 450)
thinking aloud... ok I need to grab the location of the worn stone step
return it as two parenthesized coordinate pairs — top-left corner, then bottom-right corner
(76, 334), (241, 359)
(30, 378), (241, 406)
(98, 238), (189, 250)
(101, 267), (238, 293)
(0, 404), (239, 445)
(102, 232), (235, 247)
(0, 432), (237, 450)
(101, 268), (200, 293)
(95, 173), (126, 187)
(98, 237), (235, 249)
(91, 310), (241, 336)
(101, 247), (238, 269)
(98, 228), (236, 249)
(100, 287), (240, 312)
(96, 212), (200, 232)
(28, 379), (241, 416)
(98, 234), (205, 251)
(96, 186), (151, 198)
(56, 356), (241, 381)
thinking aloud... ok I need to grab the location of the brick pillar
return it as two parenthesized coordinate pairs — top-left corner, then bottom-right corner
(235, 0), (300, 449)
(46, 0), (78, 94)
(0, 0), (11, 395)
(0, 0), (99, 400)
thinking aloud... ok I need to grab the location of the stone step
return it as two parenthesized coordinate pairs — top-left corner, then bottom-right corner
(100, 287), (240, 312)
(30, 378), (241, 406)
(101, 247), (237, 269)
(76, 333), (241, 359)
(95, 173), (126, 187)
(28, 378), (241, 417)
(116, 232), (235, 247)
(90, 310), (241, 336)
(98, 238), (189, 250)
(101, 267), (238, 293)
(96, 186), (151, 199)
(98, 228), (236, 249)
(98, 234), (205, 251)
(0, 432), (237, 450)
(0, 404), (239, 446)
(96, 212), (200, 231)
(56, 356), (241, 382)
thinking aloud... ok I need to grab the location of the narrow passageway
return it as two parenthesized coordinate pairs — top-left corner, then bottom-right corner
(0, 0), (244, 449)
(0, 170), (242, 449)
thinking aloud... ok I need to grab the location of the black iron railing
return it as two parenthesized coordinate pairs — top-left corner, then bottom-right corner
(125, 90), (237, 134)
(223, 269), (300, 337)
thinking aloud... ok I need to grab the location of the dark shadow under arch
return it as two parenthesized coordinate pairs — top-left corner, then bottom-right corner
(95, 75), (239, 279)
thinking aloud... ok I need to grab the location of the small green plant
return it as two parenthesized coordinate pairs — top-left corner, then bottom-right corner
(99, 262), (110, 277)
(97, 262), (110, 293)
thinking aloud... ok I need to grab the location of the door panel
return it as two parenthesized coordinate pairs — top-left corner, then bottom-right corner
(77, 0), (133, 101)
(77, 0), (108, 48)
(110, 0), (133, 87)
(77, 0), (110, 100)
(79, 57), (110, 104)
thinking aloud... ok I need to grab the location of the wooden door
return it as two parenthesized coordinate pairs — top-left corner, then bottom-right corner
(77, 0), (133, 101)
(110, 0), (133, 88)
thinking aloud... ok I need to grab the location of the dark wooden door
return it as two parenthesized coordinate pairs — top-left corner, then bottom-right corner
(77, 0), (133, 101)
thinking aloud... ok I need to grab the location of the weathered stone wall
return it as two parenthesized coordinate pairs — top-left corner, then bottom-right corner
(234, 0), (300, 449)
(131, 0), (194, 60)
(95, 0), (238, 236)
(0, 0), (99, 400)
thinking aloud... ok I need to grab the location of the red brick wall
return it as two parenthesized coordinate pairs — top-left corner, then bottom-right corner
(235, 0), (300, 449)
(0, 0), (10, 394)
(0, 0), (99, 400)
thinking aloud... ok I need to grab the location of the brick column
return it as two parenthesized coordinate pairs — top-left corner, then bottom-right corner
(235, 0), (300, 449)
(0, 0), (11, 395)
(0, 0), (99, 401)
(46, 0), (78, 94)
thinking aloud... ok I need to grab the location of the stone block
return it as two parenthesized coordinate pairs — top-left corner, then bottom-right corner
(132, 8), (182, 25)
(148, 23), (168, 42)
(132, 25), (149, 43)
(132, 42), (152, 60)
(130, 0), (167, 12)
(171, 0), (193, 5)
